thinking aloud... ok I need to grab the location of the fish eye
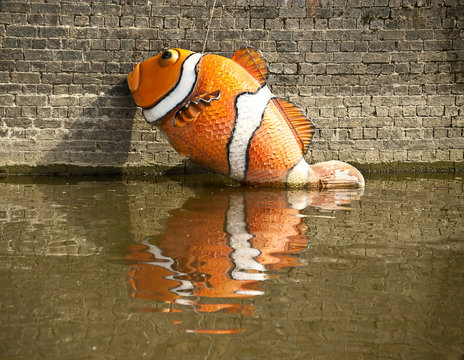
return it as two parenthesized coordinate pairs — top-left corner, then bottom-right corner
(161, 51), (172, 60)
(159, 49), (180, 67)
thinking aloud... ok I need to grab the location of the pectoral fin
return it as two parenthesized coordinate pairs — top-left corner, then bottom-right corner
(174, 90), (221, 127)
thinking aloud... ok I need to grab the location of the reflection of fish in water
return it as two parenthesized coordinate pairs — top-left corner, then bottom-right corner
(127, 190), (308, 315)
(126, 188), (363, 315)
(127, 47), (365, 188)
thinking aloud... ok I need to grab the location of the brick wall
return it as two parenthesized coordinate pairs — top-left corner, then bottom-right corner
(0, 0), (463, 174)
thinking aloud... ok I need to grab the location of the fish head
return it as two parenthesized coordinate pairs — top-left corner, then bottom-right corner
(127, 49), (202, 123)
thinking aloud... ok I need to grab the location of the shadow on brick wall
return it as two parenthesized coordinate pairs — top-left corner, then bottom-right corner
(39, 79), (139, 173)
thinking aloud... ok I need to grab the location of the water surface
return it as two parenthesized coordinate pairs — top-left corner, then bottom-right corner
(0, 174), (463, 359)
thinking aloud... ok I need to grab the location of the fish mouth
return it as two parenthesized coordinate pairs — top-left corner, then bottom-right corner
(127, 63), (141, 93)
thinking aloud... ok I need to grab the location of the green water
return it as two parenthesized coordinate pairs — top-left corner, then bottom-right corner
(0, 174), (463, 359)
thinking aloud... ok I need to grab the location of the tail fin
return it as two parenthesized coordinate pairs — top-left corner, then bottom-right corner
(309, 160), (365, 189)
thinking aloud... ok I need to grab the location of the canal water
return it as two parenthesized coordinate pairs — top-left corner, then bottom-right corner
(1, 173), (463, 359)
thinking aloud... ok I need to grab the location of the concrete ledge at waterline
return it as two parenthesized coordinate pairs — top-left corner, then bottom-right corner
(0, 162), (462, 177)
(353, 161), (464, 173)
(0, 164), (186, 177)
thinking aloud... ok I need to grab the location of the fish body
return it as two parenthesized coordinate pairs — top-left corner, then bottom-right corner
(128, 48), (364, 188)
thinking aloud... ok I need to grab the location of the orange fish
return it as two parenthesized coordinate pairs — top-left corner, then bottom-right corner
(127, 47), (364, 188)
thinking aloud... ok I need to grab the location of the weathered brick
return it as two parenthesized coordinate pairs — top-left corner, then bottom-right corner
(363, 53), (391, 63)
(333, 53), (363, 63)
(11, 72), (40, 84)
(253, 7), (279, 18)
(1, 2), (31, 13)
(16, 95), (47, 106)
(24, 50), (54, 61)
(0, 49), (23, 60)
(0, 94), (15, 106)
(49, 95), (79, 107)
(6, 25), (36, 37)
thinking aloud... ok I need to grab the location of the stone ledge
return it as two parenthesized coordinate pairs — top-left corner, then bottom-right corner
(0, 161), (462, 177)
(353, 161), (463, 173)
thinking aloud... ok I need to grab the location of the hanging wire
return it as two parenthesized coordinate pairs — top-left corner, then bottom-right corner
(202, 0), (217, 53)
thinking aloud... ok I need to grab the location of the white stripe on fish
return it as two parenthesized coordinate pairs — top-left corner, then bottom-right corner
(227, 85), (273, 182)
(226, 194), (266, 283)
(140, 239), (194, 300)
(143, 53), (203, 124)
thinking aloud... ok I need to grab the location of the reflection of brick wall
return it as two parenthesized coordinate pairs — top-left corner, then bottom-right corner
(0, 179), (193, 257)
(0, 1), (462, 173)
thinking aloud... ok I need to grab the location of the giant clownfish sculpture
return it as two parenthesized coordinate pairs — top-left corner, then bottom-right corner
(127, 47), (365, 188)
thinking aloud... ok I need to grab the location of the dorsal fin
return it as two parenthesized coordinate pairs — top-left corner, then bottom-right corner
(272, 98), (315, 154)
(231, 47), (269, 86)
(174, 90), (220, 127)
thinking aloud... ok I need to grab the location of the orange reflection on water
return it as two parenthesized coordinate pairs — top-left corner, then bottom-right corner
(127, 188), (363, 317)
(181, 328), (245, 335)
